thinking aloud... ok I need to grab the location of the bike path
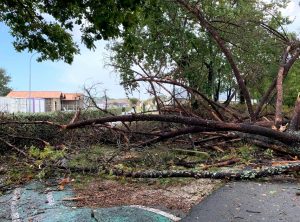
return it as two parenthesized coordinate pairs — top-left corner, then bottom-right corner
(0, 181), (180, 222)
(182, 180), (300, 222)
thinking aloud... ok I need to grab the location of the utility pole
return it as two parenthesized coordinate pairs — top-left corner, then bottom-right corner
(29, 52), (38, 112)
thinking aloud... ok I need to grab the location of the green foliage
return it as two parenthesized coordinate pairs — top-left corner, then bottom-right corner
(0, 109), (109, 123)
(28, 145), (65, 179)
(0, 0), (294, 103)
(68, 145), (111, 169)
(29, 145), (65, 161)
(0, 110), (111, 150)
(129, 98), (139, 107)
(109, 0), (290, 100)
(283, 60), (300, 106)
(238, 145), (255, 162)
(263, 149), (274, 159)
(120, 149), (176, 170)
(0, 68), (12, 96)
(0, 0), (144, 63)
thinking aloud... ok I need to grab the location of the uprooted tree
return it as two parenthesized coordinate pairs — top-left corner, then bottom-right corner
(2, 0), (300, 179)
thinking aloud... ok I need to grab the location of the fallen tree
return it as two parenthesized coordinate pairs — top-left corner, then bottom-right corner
(62, 114), (300, 150)
(62, 162), (300, 180)
(1, 0), (300, 180)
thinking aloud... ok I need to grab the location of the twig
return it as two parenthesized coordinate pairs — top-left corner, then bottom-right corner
(62, 196), (86, 201)
(0, 137), (29, 157)
(69, 109), (81, 124)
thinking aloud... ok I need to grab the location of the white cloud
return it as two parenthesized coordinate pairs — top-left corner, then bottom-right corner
(52, 41), (147, 99)
(281, 0), (298, 16)
(56, 41), (126, 97)
(280, 0), (300, 33)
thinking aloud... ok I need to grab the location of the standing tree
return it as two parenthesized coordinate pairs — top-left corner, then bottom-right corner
(0, 68), (12, 96)
(109, 0), (290, 116)
(2, 0), (300, 163)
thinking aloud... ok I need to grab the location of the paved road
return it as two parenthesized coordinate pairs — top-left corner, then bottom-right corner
(182, 180), (300, 222)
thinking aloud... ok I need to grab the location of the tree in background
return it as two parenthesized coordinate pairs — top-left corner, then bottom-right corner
(0, 68), (12, 96)
(2, 0), (300, 156)
(129, 98), (139, 107)
(109, 0), (290, 107)
(283, 60), (300, 106)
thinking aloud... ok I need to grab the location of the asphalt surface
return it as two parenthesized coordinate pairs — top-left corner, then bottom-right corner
(2, 179), (300, 221)
(182, 180), (300, 222)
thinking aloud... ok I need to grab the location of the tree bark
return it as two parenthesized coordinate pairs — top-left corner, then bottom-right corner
(239, 80), (246, 104)
(275, 46), (291, 128)
(254, 48), (300, 118)
(106, 162), (300, 180)
(275, 66), (285, 128)
(64, 114), (300, 146)
(136, 126), (209, 147)
(204, 61), (214, 98)
(214, 71), (221, 102)
(224, 89), (236, 107)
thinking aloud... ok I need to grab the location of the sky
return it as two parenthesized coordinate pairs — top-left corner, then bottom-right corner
(0, 1), (299, 99)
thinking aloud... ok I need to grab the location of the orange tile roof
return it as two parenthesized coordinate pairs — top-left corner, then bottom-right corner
(7, 91), (63, 99)
(62, 93), (83, 100)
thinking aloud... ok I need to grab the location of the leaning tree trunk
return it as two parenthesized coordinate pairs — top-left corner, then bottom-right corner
(275, 66), (285, 128)
(275, 46), (291, 128)
(175, 0), (254, 120)
(254, 47), (300, 119)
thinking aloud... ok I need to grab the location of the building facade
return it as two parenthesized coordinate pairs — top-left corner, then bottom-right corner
(4, 91), (83, 113)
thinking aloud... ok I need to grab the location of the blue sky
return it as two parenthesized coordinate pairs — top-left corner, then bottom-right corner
(0, 23), (132, 98)
(0, 1), (299, 99)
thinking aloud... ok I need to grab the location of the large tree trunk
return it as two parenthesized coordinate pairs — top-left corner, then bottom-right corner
(104, 162), (300, 180)
(214, 69), (221, 102)
(204, 61), (214, 99)
(254, 48), (300, 119)
(239, 80), (246, 105)
(275, 66), (285, 128)
(64, 114), (300, 147)
(275, 46), (291, 128)
(64, 162), (300, 180)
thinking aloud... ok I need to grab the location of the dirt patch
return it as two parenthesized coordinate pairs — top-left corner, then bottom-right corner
(74, 178), (222, 214)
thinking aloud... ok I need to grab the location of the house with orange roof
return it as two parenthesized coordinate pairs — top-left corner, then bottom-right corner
(6, 91), (83, 112)
(61, 93), (83, 111)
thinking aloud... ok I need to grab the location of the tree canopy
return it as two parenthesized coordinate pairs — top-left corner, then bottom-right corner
(0, 0), (143, 63)
(3, 0), (300, 184)
(2, 0), (300, 141)
(109, 0), (292, 104)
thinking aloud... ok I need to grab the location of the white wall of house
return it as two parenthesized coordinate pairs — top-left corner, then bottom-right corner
(0, 97), (45, 113)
